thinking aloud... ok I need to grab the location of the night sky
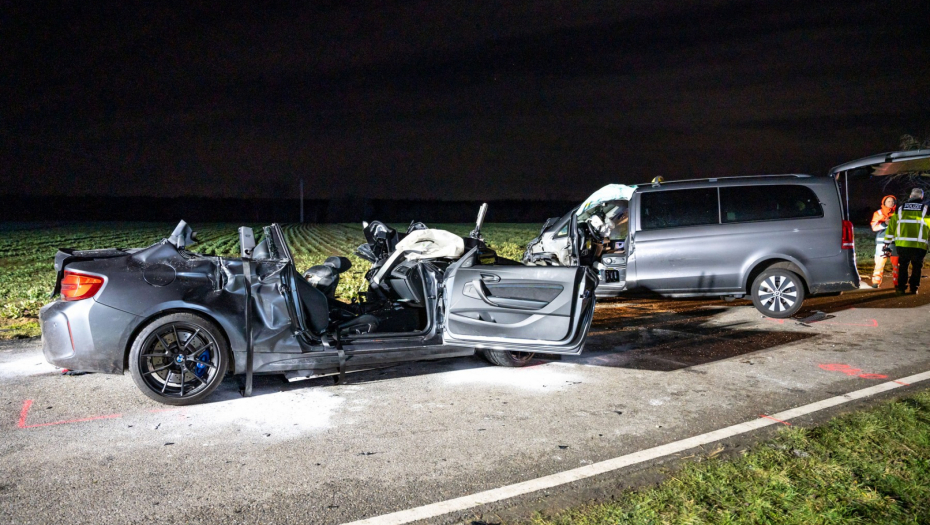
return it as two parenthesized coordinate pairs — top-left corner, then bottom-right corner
(2, 1), (928, 201)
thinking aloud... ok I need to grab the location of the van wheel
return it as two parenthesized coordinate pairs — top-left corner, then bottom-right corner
(751, 269), (805, 318)
(480, 349), (535, 367)
(129, 313), (229, 406)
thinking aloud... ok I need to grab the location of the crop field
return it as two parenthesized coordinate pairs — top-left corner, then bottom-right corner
(0, 223), (887, 338)
(0, 222), (540, 337)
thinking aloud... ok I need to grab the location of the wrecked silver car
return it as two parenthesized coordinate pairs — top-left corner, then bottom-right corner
(40, 207), (598, 405)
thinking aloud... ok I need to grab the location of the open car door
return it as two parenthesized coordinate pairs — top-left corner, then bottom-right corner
(442, 246), (598, 355)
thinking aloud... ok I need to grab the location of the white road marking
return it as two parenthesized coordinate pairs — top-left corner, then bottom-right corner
(342, 370), (930, 525)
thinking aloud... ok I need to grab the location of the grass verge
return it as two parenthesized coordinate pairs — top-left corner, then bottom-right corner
(532, 389), (930, 525)
(0, 317), (41, 340)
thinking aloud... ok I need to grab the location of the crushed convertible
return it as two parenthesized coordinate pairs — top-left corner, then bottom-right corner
(40, 206), (598, 405)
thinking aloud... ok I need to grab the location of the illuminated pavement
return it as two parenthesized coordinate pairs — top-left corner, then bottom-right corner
(2, 288), (929, 524)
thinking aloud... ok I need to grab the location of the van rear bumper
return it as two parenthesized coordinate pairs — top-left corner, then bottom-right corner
(806, 250), (860, 294)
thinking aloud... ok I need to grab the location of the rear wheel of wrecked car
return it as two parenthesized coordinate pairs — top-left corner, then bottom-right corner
(480, 349), (535, 367)
(751, 269), (805, 319)
(129, 313), (229, 406)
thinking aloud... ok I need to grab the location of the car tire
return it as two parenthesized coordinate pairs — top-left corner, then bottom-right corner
(751, 269), (805, 319)
(129, 313), (229, 406)
(480, 349), (535, 367)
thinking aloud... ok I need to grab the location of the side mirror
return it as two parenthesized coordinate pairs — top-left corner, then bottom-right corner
(238, 227), (256, 259)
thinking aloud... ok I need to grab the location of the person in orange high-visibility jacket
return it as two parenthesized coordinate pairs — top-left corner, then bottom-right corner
(869, 195), (897, 287)
(884, 188), (930, 295)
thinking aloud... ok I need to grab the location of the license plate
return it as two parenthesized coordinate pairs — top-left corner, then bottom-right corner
(604, 269), (621, 283)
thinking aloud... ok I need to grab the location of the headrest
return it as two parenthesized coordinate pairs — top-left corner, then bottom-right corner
(304, 265), (336, 289)
(324, 256), (352, 274)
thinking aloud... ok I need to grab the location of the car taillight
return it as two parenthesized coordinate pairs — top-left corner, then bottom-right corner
(60, 271), (104, 301)
(841, 220), (855, 250)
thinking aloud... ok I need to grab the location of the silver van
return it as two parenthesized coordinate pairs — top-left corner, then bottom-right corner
(524, 174), (860, 318)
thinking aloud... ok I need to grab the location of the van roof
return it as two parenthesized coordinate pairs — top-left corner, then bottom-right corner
(637, 174), (813, 188)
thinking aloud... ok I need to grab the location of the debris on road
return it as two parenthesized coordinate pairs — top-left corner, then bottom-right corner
(796, 310), (828, 326)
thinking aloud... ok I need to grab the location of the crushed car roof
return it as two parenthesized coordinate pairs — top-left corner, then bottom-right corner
(577, 184), (636, 216)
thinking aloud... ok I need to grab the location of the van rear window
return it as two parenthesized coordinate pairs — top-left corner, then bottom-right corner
(639, 188), (719, 230)
(720, 185), (823, 223)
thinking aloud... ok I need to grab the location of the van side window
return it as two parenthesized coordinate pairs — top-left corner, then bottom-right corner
(639, 188), (719, 230)
(720, 185), (823, 223)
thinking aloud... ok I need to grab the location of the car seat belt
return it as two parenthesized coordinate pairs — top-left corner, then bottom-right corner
(334, 329), (346, 384)
(238, 227), (257, 398)
(242, 258), (254, 397)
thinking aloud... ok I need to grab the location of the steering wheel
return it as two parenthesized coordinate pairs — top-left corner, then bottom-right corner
(584, 220), (602, 240)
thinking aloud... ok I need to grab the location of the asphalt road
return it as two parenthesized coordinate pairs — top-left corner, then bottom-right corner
(2, 286), (930, 525)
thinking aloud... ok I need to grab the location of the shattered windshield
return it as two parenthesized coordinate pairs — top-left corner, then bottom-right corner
(576, 184), (636, 217)
(578, 200), (628, 223)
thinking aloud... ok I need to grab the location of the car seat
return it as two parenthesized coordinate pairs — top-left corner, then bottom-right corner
(292, 276), (330, 335)
(303, 256), (352, 297)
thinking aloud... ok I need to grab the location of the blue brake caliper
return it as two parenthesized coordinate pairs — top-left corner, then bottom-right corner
(193, 349), (210, 379)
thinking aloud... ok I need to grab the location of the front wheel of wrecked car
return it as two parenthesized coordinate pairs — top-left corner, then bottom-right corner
(751, 269), (805, 319)
(480, 349), (535, 367)
(129, 313), (229, 406)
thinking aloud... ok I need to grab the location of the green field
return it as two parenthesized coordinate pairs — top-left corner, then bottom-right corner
(0, 222), (539, 334)
(0, 223), (885, 338)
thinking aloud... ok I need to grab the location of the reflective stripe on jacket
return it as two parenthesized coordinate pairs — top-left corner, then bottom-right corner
(885, 202), (930, 249)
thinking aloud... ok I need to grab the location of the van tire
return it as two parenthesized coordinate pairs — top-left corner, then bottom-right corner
(751, 269), (805, 318)
(480, 349), (535, 367)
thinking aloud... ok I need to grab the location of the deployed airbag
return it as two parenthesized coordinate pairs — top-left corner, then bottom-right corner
(394, 229), (465, 260)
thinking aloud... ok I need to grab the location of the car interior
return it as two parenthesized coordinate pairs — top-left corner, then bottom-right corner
(580, 199), (628, 256)
(277, 213), (511, 341)
(526, 199), (628, 268)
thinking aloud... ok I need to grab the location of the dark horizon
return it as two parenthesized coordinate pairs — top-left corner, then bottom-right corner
(2, 1), (928, 202)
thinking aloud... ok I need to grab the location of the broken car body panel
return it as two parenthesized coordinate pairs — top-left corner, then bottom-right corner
(524, 184), (636, 267)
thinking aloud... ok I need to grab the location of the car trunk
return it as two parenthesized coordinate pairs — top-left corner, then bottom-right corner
(51, 248), (133, 297)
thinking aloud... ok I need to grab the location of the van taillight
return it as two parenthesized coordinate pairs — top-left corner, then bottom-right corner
(60, 271), (104, 301)
(841, 220), (855, 250)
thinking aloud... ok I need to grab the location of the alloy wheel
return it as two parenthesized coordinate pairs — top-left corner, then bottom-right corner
(757, 274), (798, 313)
(137, 322), (221, 399)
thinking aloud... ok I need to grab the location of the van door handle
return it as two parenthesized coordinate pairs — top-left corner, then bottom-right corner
(480, 273), (500, 282)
